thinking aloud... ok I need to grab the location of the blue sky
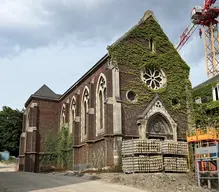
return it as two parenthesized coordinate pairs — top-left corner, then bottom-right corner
(0, 0), (206, 110)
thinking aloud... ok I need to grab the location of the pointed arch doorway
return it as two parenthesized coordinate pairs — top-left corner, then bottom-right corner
(137, 96), (177, 141)
(147, 113), (173, 140)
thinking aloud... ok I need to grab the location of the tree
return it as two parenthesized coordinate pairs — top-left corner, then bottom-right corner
(0, 106), (24, 157)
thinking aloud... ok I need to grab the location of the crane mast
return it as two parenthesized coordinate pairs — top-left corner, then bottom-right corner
(203, 23), (219, 78)
(176, 0), (219, 79)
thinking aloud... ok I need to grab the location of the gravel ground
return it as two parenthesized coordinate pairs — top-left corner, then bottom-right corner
(98, 172), (213, 192)
(0, 162), (16, 172)
(0, 163), (215, 192)
(49, 171), (216, 192)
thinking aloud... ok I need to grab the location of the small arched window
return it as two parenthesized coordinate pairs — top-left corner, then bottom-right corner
(96, 74), (107, 136)
(70, 96), (77, 133)
(61, 104), (66, 125)
(81, 87), (89, 140)
(25, 108), (30, 131)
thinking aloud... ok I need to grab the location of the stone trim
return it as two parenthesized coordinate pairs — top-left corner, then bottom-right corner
(19, 155), (25, 157)
(96, 73), (107, 136)
(137, 95), (177, 141)
(60, 104), (66, 126)
(81, 86), (90, 142)
(69, 96), (77, 133)
(24, 152), (37, 154)
(30, 103), (38, 108)
(26, 127), (37, 132)
(21, 132), (26, 137)
(88, 108), (94, 115)
(75, 116), (80, 123)
(112, 67), (122, 135)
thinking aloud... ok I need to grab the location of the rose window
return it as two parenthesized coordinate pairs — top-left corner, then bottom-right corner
(142, 68), (166, 90)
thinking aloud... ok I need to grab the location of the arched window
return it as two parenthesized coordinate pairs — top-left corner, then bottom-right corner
(61, 104), (66, 126)
(96, 74), (107, 135)
(81, 87), (89, 140)
(25, 108), (30, 131)
(99, 91), (103, 129)
(84, 101), (87, 135)
(70, 96), (76, 133)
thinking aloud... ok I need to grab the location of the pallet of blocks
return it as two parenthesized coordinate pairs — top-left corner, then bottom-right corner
(176, 157), (188, 172)
(162, 140), (177, 155)
(149, 155), (163, 172)
(122, 156), (150, 173)
(122, 139), (161, 156)
(163, 157), (177, 172)
(177, 141), (188, 156)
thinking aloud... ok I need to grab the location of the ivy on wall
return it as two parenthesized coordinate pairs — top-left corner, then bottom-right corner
(107, 15), (193, 130)
(193, 81), (218, 102)
(192, 80), (219, 128)
(41, 125), (73, 170)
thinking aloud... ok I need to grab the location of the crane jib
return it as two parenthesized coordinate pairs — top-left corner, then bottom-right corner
(176, 24), (197, 51)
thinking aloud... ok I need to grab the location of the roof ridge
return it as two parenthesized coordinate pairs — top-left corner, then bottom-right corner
(108, 10), (157, 49)
(33, 84), (59, 98)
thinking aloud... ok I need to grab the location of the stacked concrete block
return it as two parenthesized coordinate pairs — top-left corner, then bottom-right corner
(164, 157), (177, 172)
(122, 139), (189, 173)
(122, 139), (161, 156)
(122, 155), (162, 173)
(176, 157), (188, 172)
(149, 155), (163, 172)
(163, 157), (188, 172)
(177, 141), (188, 155)
(162, 140), (178, 155)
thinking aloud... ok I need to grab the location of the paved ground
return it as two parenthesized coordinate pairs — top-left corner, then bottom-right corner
(0, 165), (145, 192)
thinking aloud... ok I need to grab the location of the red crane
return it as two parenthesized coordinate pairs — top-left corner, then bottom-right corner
(176, 0), (219, 78)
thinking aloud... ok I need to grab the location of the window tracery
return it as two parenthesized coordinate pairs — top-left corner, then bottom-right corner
(69, 96), (77, 134)
(96, 74), (107, 135)
(81, 87), (89, 140)
(141, 68), (166, 90)
(61, 104), (66, 125)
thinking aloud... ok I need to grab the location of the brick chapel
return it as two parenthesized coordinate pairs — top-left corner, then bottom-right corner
(19, 10), (193, 172)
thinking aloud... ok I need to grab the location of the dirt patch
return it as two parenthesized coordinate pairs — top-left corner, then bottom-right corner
(0, 162), (17, 172)
(98, 172), (212, 192)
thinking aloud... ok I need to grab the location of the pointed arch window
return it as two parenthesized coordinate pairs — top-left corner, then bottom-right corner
(61, 104), (66, 125)
(99, 91), (103, 129)
(70, 97), (77, 134)
(96, 74), (107, 136)
(81, 87), (89, 141)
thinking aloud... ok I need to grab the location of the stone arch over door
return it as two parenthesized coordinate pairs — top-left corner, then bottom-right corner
(146, 113), (173, 140)
(137, 95), (177, 141)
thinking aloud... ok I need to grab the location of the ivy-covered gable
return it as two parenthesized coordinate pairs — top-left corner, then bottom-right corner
(108, 11), (191, 112)
(107, 10), (193, 138)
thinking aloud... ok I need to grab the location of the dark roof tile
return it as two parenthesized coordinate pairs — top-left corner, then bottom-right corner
(193, 74), (219, 89)
(33, 84), (60, 99)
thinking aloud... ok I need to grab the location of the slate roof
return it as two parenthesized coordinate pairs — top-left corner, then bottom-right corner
(33, 84), (60, 99)
(25, 84), (60, 107)
(193, 73), (219, 89)
(24, 10), (161, 106)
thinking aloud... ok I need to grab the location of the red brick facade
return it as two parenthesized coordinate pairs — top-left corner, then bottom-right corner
(19, 10), (192, 172)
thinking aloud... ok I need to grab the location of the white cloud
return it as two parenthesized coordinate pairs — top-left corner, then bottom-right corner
(0, 37), (107, 109)
(0, 1), (45, 27)
(0, 0), (210, 109)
